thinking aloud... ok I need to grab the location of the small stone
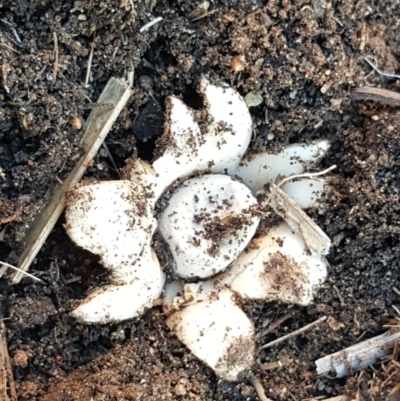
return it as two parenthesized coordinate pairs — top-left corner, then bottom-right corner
(174, 383), (186, 396)
(139, 75), (154, 91)
(78, 14), (87, 20)
(244, 91), (263, 107)
(230, 55), (246, 72)
(13, 349), (28, 367)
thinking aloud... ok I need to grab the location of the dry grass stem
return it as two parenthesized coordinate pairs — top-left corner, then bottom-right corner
(247, 371), (274, 401)
(140, 16), (163, 32)
(0, 322), (17, 401)
(84, 42), (94, 88)
(12, 73), (134, 283)
(0, 261), (42, 283)
(260, 316), (327, 350)
(351, 87), (400, 107)
(268, 186), (331, 254)
(51, 32), (58, 90)
(276, 165), (337, 189)
(364, 57), (400, 80)
(260, 358), (292, 371)
(315, 329), (400, 378)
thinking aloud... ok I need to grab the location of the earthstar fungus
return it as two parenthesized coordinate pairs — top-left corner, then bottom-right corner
(65, 77), (333, 381)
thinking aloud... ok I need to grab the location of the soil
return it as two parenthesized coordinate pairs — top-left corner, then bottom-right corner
(1, 0), (400, 400)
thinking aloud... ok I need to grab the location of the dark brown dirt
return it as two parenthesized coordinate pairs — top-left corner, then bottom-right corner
(1, 0), (400, 400)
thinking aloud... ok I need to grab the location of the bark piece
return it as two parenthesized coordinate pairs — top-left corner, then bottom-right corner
(315, 330), (400, 377)
(0, 322), (17, 401)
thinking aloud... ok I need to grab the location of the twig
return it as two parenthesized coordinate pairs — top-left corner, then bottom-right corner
(257, 315), (290, 339)
(257, 165), (335, 255)
(0, 19), (22, 44)
(276, 165), (337, 189)
(260, 358), (292, 371)
(393, 305), (400, 319)
(264, 185), (331, 255)
(0, 261), (43, 283)
(12, 72), (134, 284)
(190, 10), (217, 22)
(333, 285), (345, 306)
(1, 63), (10, 93)
(0, 41), (20, 54)
(51, 32), (58, 90)
(260, 316), (327, 350)
(359, 21), (367, 51)
(304, 397), (350, 401)
(140, 16), (163, 32)
(364, 57), (400, 80)
(247, 371), (274, 401)
(10, 27), (21, 44)
(0, 322), (17, 401)
(84, 42), (94, 88)
(315, 329), (400, 378)
(350, 87), (400, 107)
(102, 142), (120, 177)
(393, 287), (400, 297)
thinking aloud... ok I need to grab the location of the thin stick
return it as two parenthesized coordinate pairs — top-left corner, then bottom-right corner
(247, 371), (274, 401)
(0, 322), (17, 401)
(190, 10), (217, 22)
(260, 316), (327, 350)
(0, 42), (20, 54)
(102, 142), (120, 177)
(359, 21), (367, 51)
(393, 287), (400, 297)
(276, 165), (337, 189)
(364, 57), (400, 80)
(0, 261), (43, 283)
(10, 28), (21, 44)
(84, 42), (94, 88)
(257, 314), (290, 338)
(260, 358), (292, 371)
(1, 64), (10, 93)
(350, 87), (400, 107)
(333, 285), (345, 306)
(392, 304), (400, 317)
(12, 72), (134, 284)
(315, 330), (400, 377)
(140, 16), (163, 32)
(51, 32), (58, 90)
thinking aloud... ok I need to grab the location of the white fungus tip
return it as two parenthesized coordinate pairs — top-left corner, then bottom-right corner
(65, 181), (156, 279)
(166, 289), (255, 381)
(230, 223), (328, 306)
(233, 141), (330, 196)
(71, 247), (166, 324)
(199, 77), (253, 174)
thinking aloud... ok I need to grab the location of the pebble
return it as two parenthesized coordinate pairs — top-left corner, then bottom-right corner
(174, 383), (186, 396)
(244, 91), (263, 107)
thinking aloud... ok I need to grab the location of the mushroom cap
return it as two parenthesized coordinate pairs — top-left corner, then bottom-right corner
(230, 223), (328, 306)
(166, 288), (255, 381)
(71, 247), (166, 324)
(158, 174), (260, 279)
(65, 180), (156, 281)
